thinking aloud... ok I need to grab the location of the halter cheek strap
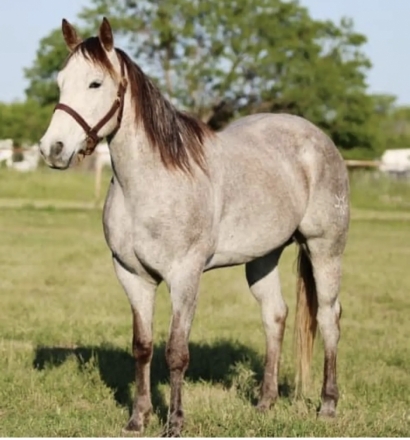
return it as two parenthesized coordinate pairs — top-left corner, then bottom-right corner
(54, 57), (127, 156)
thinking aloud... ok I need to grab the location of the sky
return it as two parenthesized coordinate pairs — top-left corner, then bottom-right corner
(0, 0), (409, 104)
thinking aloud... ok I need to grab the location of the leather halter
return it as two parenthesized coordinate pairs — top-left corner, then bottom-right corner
(54, 57), (127, 156)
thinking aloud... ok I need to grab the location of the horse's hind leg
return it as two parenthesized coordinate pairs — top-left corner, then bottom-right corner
(307, 238), (343, 418)
(113, 258), (158, 434)
(245, 249), (288, 410)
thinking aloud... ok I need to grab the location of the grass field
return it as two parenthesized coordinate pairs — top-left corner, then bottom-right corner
(0, 168), (409, 437)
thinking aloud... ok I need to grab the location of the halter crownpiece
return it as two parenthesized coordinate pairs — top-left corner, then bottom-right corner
(54, 56), (127, 157)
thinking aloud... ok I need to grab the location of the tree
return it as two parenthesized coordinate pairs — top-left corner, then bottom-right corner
(24, 0), (381, 155)
(0, 101), (53, 145)
(370, 94), (410, 155)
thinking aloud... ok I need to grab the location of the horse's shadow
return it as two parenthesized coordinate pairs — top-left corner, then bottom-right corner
(33, 339), (292, 423)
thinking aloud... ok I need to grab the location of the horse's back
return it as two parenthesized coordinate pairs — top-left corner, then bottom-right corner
(217, 112), (348, 205)
(220, 113), (343, 163)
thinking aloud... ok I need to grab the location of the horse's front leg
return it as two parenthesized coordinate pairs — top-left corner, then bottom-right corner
(113, 258), (158, 435)
(164, 259), (203, 437)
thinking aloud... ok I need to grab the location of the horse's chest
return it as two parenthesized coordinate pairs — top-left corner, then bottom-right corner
(103, 195), (170, 277)
(102, 182), (148, 275)
(103, 204), (135, 269)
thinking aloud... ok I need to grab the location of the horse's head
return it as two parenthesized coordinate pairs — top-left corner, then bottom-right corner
(40, 18), (126, 169)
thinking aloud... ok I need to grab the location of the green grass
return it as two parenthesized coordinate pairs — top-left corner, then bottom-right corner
(0, 168), (409, 436)
(349, 170), (410, 212)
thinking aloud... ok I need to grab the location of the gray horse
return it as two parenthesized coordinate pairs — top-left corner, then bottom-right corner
(39, 17), (350, 437)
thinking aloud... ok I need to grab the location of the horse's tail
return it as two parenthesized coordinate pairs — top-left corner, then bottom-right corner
(294, 243), (318, 395)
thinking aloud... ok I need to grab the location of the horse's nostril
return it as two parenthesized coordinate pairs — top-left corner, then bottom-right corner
(51, 141), (64, 157)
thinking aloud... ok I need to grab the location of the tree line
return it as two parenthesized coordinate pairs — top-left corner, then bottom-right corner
(1, 0), (408, 158)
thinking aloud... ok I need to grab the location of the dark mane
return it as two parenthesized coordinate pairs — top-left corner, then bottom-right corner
(68, 38), (212, 174)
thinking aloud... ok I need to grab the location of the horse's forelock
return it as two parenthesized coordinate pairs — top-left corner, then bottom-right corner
(63, 37), (116, 77)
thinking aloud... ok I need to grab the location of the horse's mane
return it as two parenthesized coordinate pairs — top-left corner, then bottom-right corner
(67, 37), (211, 174)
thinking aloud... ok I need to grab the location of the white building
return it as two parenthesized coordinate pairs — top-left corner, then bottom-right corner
(379, 149), (410, 178)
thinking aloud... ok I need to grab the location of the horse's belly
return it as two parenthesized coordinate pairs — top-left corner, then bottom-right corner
(206, 207), (300, 269)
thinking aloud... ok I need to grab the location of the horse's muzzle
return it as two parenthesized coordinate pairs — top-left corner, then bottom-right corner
(39, 140), (75, 170)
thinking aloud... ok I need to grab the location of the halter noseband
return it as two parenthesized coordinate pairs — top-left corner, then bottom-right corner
(54, 57), (127, 156)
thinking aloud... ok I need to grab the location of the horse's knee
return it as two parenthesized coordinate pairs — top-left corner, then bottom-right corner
(166, 335), (189, 372)
(133, 337), (153, 363)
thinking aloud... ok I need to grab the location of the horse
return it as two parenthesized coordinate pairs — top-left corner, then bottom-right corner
(39, 17), (350, 437)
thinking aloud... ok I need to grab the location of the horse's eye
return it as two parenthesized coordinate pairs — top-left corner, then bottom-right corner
(89, 81), (102, 89)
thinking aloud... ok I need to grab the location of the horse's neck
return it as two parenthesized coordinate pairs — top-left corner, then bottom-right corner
(107, 96), (159, 195)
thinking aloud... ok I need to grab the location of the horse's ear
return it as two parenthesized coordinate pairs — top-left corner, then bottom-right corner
(62, 19), (82, 52)
(99, 17), (114, 52)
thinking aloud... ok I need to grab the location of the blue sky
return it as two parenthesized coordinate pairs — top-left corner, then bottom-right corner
(0, 0), (409, 104)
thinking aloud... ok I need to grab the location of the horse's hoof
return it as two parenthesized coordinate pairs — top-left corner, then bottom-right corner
(256, 402), (270, 413)
(161, 424), (182, 437)
(256, 395), (276, 413)
(318, 407), (336, 419)
(161, 429), (181, 438)
(121, 428), (142, 437)
(121, 419), (144, 437)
